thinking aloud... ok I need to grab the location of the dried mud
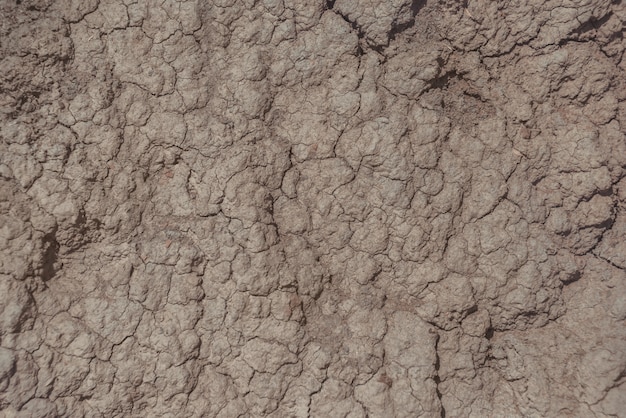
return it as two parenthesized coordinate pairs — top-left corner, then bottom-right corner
(1, 0), (626, 416)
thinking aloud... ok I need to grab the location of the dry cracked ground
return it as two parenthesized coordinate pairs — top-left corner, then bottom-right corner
(1, 0), (626, 416)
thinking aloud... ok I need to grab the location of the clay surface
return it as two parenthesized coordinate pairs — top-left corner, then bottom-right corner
(1, 0), (625, 416)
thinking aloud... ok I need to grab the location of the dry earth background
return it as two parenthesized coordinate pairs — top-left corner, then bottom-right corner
(1, 0), (626, 416)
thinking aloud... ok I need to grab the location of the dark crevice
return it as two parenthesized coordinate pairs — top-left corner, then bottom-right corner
(388, 20), (414, 42)
(463, 90), (487, 102)
(367, 42), (386, 56)
(559, 10), (624, 49)
(428, 70), (460, 91)
(572, 12), (614, 36)
(531, 175), (547, 186)
(596, 216), (616, 231)
(64, 210), (102, 253)
(556, 229), (572, 237)
(595, 252), (626, 271)
(598, 186), (615, 197)
(40, 231), (60, 281)
(517, 311), (540, 321)
(332, 1), (426, 55)
(343, 15), (365, 39)
(329, 0), (429, 57)
(389, 0), (426, 42)
(590, 209), (623, 271)
(557, 37), (589, 48)
(333, 11), (381, 56)
(411, 0), (427, 14)
(604, 29), (623, 45)
(485, 327), (494, 340)
(561, 270), (582, 285)
(434, 334), (446, 418)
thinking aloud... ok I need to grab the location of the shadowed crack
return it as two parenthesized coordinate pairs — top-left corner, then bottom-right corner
(41, 231), (60, 281)
(434, 333), (446, 418)
(426, 69), (460, 91)
(571, 11), (614, 36)
(389, 0), (427, 42)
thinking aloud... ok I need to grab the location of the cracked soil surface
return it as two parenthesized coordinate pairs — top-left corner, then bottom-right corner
(1, 0), (626, 416)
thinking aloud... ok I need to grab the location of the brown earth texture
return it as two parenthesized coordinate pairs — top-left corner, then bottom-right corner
(1, 0), (626, 416)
